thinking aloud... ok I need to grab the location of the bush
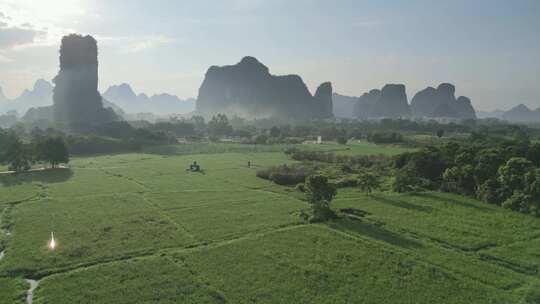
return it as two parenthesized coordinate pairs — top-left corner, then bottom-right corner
(305, 175), (337, 203)
(253, 134), (268, 145)
(289, 149), (385, 168)
(256, 164), (312, 186)
(336, 136), (348, 145)
(392, 167), (429, 193)
(501, 191), (539, 216)
(295, 183), (306, 192)
(335, 177), (358, 188)
(303, 175), (337, 222)
(476, 179), (508, 205)
(367, 132), (404, 144)
(309, 200), (336, 222)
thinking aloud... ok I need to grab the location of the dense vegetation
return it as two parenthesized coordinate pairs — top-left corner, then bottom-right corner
(1, 114), (540, 303)
(394, 131), (540, 216)
(1, 148), (539, 303)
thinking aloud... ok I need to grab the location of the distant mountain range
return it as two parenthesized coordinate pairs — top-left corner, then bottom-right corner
(0, 80), (195, 118)
(196, 56), (333, 120)
(501, 104), (540, 123)
(102, 83), (195, 115)
(333, 83), (476, 121)
(0, 79), (54, 115)
(332, 93), (357, 119)
(2, 78), (538, 124)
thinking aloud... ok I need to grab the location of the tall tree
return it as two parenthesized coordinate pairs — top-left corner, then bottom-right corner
(36, 137), (70, 168)
(6, 138), (31, 172)
(207, 114), (232, 138)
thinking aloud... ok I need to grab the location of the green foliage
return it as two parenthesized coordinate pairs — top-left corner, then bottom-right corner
(394, 138), (540, 217)
(303, 175), (337, 222)
(253, 134), (268, 145)
(207, 113), (233, 138)
(269, 126), (281, 138)
(498, 157), (535, 191)
(305, 174), (336, 204)
(367, 131), (404, 144)
(5, 138), (31, 172)
(392, 167), (425, 193)
(357, 171), (380, 195)
(476, 178), (508, 205)
(0, 277), (27, 304)
(436, 129), (444, 138)
(501, 191), (532, 213)
(336, 136), (348, 145)
(256, 164), (312, 185)
(35, 136), (70, 168)
(442, 165), (475, 195)
(0, 148), (539, 303)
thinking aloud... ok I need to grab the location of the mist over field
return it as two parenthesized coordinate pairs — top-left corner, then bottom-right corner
(1, 1), (539, 303)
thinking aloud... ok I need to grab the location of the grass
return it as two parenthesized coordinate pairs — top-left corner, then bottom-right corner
(0, 142), (538, 303)
(33, 257), (224, 304)
(0, 277), (27, 304)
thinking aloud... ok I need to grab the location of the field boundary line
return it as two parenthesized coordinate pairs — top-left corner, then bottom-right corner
(17, 222), (308, 280)
(319, 224), (530, 293)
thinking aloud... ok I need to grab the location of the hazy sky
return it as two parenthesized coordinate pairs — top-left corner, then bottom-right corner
(0, 0), (539, 111)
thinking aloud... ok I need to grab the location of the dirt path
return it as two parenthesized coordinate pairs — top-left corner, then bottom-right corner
(25, 279), (39, 304)
(0, 166), (70, 175)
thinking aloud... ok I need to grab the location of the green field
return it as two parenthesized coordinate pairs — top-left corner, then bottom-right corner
(1, 143), (539, 303)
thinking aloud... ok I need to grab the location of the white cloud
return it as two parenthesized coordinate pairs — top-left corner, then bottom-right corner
(0, 0), (83, 50)
(0, 23), (45, 50)
(0, 52), (13, 63)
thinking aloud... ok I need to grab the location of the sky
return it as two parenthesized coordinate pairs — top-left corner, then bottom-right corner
(0, 0), (539, 111)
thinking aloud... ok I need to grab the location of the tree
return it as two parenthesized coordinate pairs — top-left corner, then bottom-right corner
(442, 165), (475, 195)
(336, 136), (348, 145)
(392, 166), (426, 193)
(498, 157), (535, 191)
(436, 129), (444, 138)
(207, 114), (233, 138)
(190, 115), (206, 132)
(473, 149), (505, 186)
(36, 137), (69, 168)
(269, 126), (281, 138)
(527, 143), (540, 167)
(254, 134), (268, 145)
(476, 178), (508, 206)
(502, 191), (532, 214)
(357, 172), (380, 195)
(305, 175), (337, 204)
(6, 138), (31, 172)
(304, 175), (337, 222)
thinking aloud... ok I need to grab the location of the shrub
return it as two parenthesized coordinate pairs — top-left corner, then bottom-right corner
(305, 175), (337, 203)
(303, 175), (337, 222)
(335, 177), (358, 188)
(392, 167), (429, 193)
(336, 136), (348, 145)
(256, 164), (312, 186)
(367, 132), (404, 144)
(310, 200), (336, 222)
(502, 191), (532, 214)
(253, 134), (268, 145)
(476, 178), (508, 205)
(295, 183), (306, 192)
(357, 172), (380, 195)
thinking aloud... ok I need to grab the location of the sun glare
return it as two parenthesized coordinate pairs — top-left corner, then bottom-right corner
(48, 232), (56, 250)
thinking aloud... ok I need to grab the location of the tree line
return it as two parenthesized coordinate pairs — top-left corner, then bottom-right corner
(393, 131), (540, 217)
(0, 129), (69, 172)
